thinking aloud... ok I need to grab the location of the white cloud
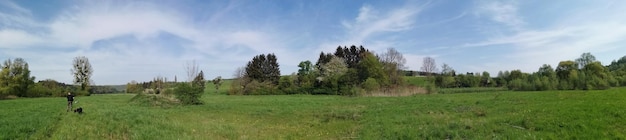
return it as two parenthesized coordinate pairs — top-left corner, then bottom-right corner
(0, 29), (45, 48)
(0, 1), (292, 84)
(460, 1), (626, 74)
(319, 2), (425, 53)
(476, 1), (524, 30)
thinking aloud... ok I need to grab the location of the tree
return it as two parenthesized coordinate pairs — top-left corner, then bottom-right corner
(176, 68), (205, 105)
(185, 60), (200, 82)
(212, 76), (223, 93)
(0, 58), (35, 97)
(358, 52), (388, 86)
(317, 56), (349, 95)
(537, 64), (556, 78)
(315, 52), (334, 71)
(537, 64), (557, 90)
(556, 60), (578, 89)
(71, 56), (93, 92)
(575, 52), (597, 69)
(192, 70), (205, 89)
(296, 61), (315, 92)
(379, 48), (406, 85)
(582, 62), (611, 90)
(380, 48), (407, 70)
(441, 63), (455, 76)
(229, 66), (247, 95)
(320, 56), (348, 79)
(334, 45), (368, 69)
(297, 61), (313, 76)
(481, 71), (493, 87)
(421, 57), (437, 76)
(245, 53), (281, 85)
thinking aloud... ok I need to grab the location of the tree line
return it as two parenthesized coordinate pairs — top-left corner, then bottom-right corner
(432, 53), (626, 91)
(229, 45), (411, 95)
(0, 56), (97, 99)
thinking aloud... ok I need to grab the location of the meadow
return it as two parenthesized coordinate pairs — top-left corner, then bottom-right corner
(1, 86), (626, 139)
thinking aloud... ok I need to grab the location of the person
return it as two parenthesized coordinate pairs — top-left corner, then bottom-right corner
(66, 92), (74, 112)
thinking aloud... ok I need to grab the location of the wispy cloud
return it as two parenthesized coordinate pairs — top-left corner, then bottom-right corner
(459, 0), (626, 73)
(0, 1), (289, 84)
(475, 1), (524, 30)
(320, 1), (427, 53)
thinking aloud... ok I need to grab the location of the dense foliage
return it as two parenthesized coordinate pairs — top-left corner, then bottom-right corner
(434, 53), (626, 91)
(230, 45), (408, 95)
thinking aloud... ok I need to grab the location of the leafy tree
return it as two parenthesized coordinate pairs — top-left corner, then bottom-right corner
(278, 75), (297, 94)
(296, 61), (315, 93)
(556, 60), (578, 89)
(508, 70), (524, 81)
(379, 48), (406, 85)
(435, 64), (456, 88)
(212, 76), (223, 93)
(538, 64), (557, 79)
(297, 61), (313, 76)
(608, 56), (626, 86)
(71, 56), (93, 92)
(174, 82), (203, 105)
(358, 52), (388, 86)
(320, 56), (348, 79)
(581, 62), (611, 90)
(192, 70), (205, 89)
(480, 71), (494, 87)
(536, 64), (557, 90)
(0, 58), (35, 97)
(575, 52), (597, 69)
(316, 56), (349, 95)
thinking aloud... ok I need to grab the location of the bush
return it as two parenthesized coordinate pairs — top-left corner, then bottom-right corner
(362, 78), (380, 91)
(174, 83), (203, 105)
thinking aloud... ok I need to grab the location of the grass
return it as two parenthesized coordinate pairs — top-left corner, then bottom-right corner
(438, 87), (509, 94)
(2, 87), (626, 139)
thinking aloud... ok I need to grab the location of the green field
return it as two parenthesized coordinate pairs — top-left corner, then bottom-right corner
(1, 87), (626, 139)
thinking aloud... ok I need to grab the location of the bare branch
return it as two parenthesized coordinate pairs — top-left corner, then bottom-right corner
(185, 60), (199, 82)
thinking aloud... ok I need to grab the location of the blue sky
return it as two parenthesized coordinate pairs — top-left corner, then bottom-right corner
(1, 0), (626, 85)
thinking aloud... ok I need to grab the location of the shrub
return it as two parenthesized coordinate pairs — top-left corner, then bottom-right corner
(362, 78), (380, 91)
(174, 83), (203, 105)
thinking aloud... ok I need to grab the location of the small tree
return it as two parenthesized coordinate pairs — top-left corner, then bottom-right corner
(71, 56), (93, 93)
(175, 62), (204, 105)
(192, 70), (205, 89)
(174, 82), (203, 105)
(420, 57), (437, 76)
(379, 48), (407, 85)
(185, 60), (199, 82)
(212, 76), (223, 93)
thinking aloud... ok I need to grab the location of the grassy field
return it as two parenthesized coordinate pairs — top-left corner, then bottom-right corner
(1, 87), (626, 139)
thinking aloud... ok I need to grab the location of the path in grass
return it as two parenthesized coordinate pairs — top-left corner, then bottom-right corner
(1, 88), (626, 139)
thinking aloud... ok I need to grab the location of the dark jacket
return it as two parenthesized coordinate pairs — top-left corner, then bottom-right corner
(67, 94), (74, 101)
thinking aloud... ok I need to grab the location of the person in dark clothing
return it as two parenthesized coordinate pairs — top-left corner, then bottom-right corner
(66, 92), (74, 112)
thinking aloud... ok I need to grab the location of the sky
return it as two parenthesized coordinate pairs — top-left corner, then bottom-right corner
(1, 0), (626, 85)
